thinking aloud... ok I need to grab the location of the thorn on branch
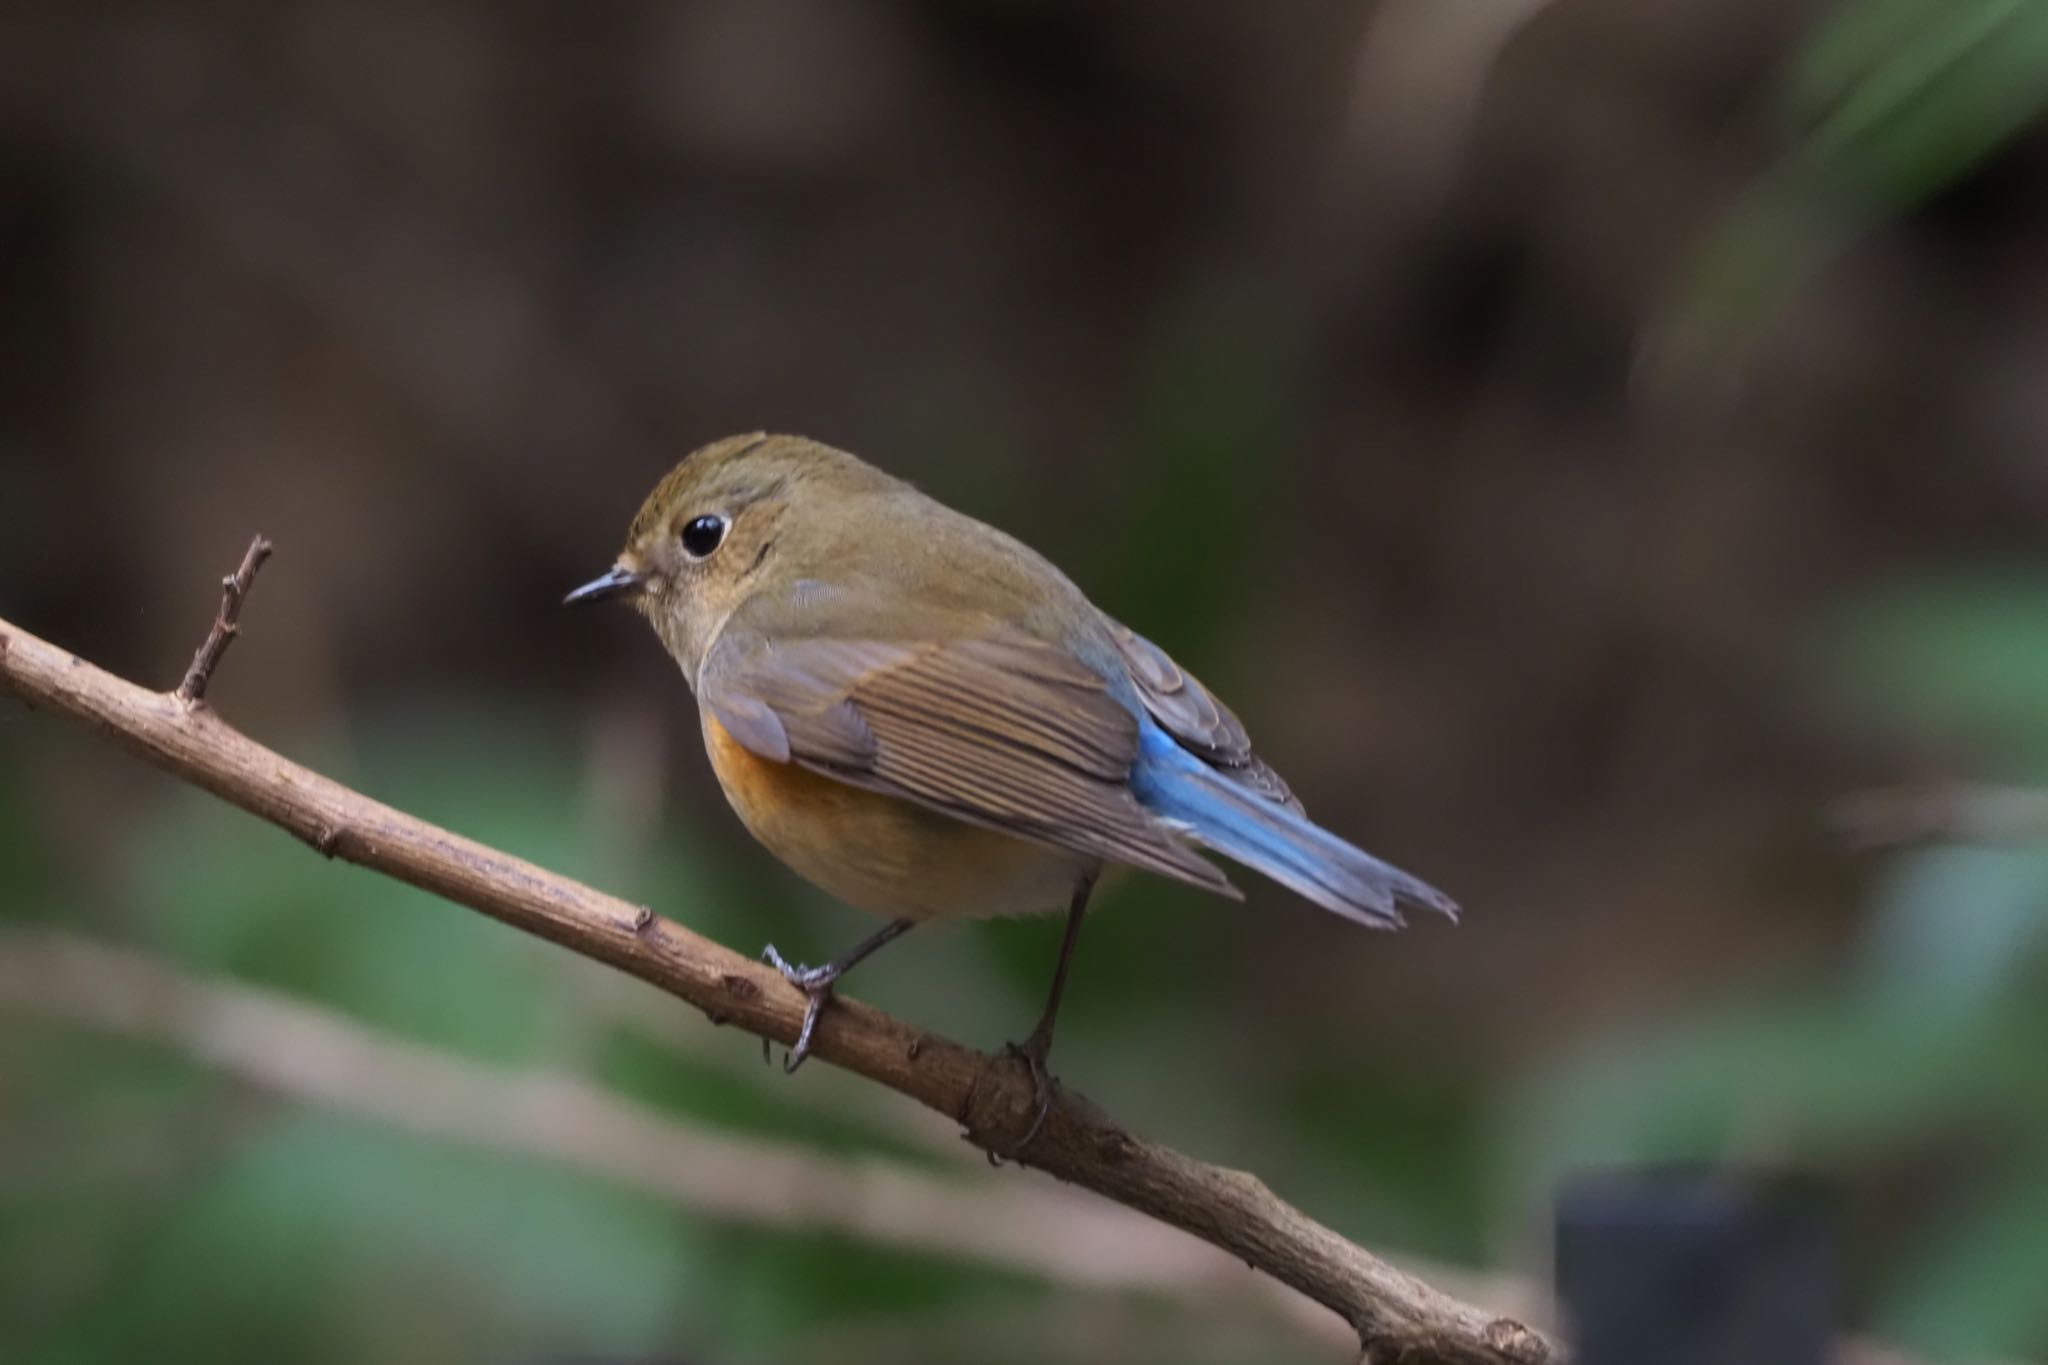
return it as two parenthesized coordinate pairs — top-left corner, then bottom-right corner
(176, 536), (274, 705)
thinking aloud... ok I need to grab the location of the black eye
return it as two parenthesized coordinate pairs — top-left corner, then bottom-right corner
(680, 515), (727, 558)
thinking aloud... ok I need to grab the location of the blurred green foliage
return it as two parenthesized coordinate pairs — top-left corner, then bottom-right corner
(1788, 0), (2048, 208)
(1831, 570), (2048, 771)
(1573, 22), (2048, 1343)
(7, 3), (2048, 1355)
(1510, 569), (2048, 1361)
(0, 716), (1080, 1364)
(1652, 0), (2048, 387)
(0, 692), (1477, 1362)
(1569, 2), (2048, 1341)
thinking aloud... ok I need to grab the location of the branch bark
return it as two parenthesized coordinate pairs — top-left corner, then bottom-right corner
(0, 559), (1560, 1365)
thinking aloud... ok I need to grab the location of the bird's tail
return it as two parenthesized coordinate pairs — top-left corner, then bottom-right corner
(1130, 722), (1458, 929)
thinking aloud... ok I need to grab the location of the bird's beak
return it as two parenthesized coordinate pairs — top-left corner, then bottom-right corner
(563, 564), (646, 606)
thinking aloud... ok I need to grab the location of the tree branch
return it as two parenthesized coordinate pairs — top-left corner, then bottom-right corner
(0, 931), (1945, 1365)
(0, 550), (1560, 1365)
(4, 928), (1556, 1349)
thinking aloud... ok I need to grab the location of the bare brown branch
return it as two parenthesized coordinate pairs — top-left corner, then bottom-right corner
(175, 534), (273, 702)
(2, 928), (1553, 1349)
(0, 576), (1561, 1365)
(0, 934), (1937, 1365)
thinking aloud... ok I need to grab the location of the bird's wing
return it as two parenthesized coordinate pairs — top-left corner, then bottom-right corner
(1104, 618), (1303, 812)
(699, 611), (1238, 896)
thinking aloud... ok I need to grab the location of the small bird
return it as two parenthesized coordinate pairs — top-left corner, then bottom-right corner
(568, 434), (1454, 1142)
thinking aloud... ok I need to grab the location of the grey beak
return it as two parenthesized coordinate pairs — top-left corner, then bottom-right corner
(563, 565), (645, 606)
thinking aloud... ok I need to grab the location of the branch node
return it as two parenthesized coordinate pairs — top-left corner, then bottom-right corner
(632, 905), (655, 933)
(175, 535), (274, 704)
(1094, 1129), (1137, 1165)
(1485, 1318), (1550, 1362)
(956, 1051), (1046, 1154)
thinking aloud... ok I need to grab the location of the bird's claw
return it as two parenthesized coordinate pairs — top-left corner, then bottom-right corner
(985, 1030), (1057, 1166)
(760, 942), (835, 1073)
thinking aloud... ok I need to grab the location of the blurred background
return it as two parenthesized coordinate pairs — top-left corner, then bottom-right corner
(5, 1), (2048, 1361)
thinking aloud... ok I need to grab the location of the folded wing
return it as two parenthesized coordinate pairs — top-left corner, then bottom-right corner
(699, 609), (1238, 897)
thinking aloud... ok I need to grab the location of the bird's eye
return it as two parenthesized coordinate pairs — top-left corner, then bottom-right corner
(680, 515), (727, 559)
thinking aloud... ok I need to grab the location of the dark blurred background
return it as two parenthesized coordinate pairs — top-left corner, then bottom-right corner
(6, 1), (2048, 1361)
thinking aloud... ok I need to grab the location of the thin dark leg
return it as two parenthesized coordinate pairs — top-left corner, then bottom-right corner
(761, 917), (914, 1073)
(1024, 874), (1094, 1057)
(995, 870), (1097, 1159)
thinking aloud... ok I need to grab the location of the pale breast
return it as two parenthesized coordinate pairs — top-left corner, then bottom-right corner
(700, 709), (1093, 920)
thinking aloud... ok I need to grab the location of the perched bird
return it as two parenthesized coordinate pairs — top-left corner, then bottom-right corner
(567, 433), (1455, 1142)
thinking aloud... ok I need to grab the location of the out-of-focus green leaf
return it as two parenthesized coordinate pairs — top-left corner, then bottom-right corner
(65, 1113), (699, 1364)
(1858, 845), (2048, 1009)
(0, 739), (58, 921)
(125, 709), (603, 1066)
(131, 790), (573, 1066)
(1825, 571), (2048, 771)
(592, 1025), (952, 1169)
(0, 1025), (222, 1361)
(1505, 984), (2048, 1203)
(1647, 0), (2048, 393)
(1879, 1158), (2048, 1359)
(708, 1227), (1047, 1353)
(1792, 0), (1970, 114)
(0, 1008), (1159, 1365)
(1281, 1060), (1489, 1263)
(1517, 550), (2048, 1359)
(1640, 169), (1850, 397)
(1791, 0), (2048, 210)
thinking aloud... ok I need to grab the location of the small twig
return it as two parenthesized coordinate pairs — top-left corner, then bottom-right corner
(1833, 782), (2048, 849)
(175, 534), (273, 703)
(0, 542), (1561, 1365)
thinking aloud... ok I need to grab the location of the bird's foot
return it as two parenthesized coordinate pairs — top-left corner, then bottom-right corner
(760, 943), (838, 1073)
(986, 1026), (1057, 1165)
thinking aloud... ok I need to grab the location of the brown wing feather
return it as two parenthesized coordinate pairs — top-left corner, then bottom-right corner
(1105, 618), (1302, 812)
(700, 625), (1238, 897)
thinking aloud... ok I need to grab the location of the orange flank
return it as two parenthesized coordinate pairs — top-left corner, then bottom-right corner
(700, 710), (1096, 922)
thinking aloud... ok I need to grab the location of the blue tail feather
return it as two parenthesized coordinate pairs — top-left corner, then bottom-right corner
(1128, 719), (1457, 929)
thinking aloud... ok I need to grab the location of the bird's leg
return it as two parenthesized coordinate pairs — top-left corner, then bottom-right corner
(994, 871), (1097, 1160)
(761, 917), (915, 1073)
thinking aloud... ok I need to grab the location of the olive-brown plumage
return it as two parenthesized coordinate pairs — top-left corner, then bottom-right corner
(568, 433), (1453, 1132)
